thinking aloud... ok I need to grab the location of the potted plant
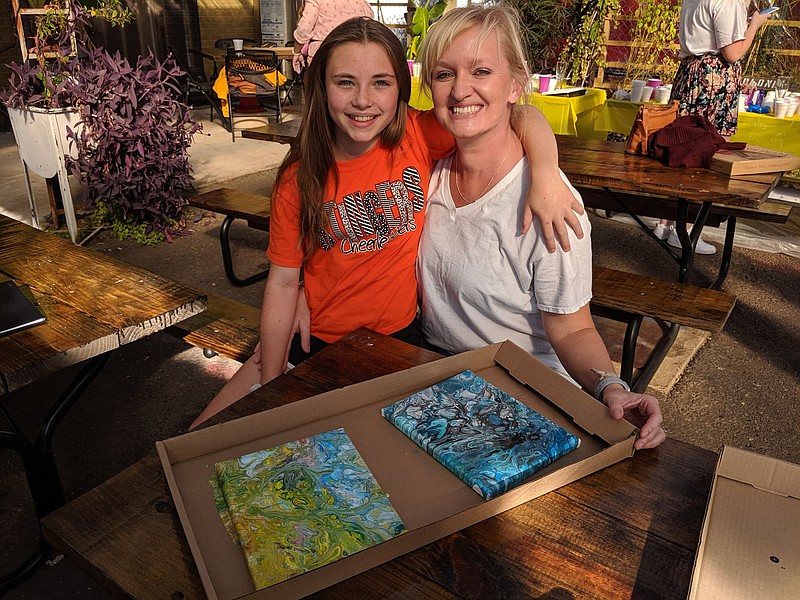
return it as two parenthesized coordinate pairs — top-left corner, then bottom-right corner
(1, 0), (201, 244)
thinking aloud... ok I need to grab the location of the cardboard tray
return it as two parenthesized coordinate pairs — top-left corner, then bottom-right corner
(688, 446), (800, 599)
(709, 145), (800, 177)
(157, 341), (637, 600)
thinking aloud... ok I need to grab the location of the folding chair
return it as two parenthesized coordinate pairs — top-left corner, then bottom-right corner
(225, 47), (283, 141)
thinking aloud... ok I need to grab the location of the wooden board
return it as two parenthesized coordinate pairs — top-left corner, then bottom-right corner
(710, 145), (800, 177)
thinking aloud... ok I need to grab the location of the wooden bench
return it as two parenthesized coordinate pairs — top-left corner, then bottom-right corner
(167, 293), (260, 363)
(591, 265), (735, 391)
(166, 267), (735, 395)
(188, 188), (271, 287)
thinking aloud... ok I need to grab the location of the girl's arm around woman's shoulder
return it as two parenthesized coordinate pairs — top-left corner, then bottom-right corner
(513, 105), (585, 253)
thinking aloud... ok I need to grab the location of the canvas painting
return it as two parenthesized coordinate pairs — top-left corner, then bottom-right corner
(210, 427), (407, 589)
(382, 369), (580, 500)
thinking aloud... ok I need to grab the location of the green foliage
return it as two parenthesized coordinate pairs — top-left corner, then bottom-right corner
(627, 0), (681, 84)
(91, 202), (166, 245)
(406, 0), (447, 60)
(559, 0), (619, 86)
(505, 0), (574, 73)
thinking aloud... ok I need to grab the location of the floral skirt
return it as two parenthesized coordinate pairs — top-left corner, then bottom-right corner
(669, 53), (742, 136)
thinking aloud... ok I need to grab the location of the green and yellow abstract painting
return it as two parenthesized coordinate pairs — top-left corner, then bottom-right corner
(210, 428), (407, 589)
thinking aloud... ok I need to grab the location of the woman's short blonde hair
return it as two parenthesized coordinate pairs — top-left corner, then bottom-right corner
(418, 5), (530, 96)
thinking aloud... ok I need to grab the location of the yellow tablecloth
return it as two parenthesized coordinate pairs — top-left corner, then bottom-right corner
(596, 98), (800, 155)
(213, 67), (287, 118)
(409, 80), (607, 138)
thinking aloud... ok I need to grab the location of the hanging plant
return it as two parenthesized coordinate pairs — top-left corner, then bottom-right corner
(559, 0), (619, 86)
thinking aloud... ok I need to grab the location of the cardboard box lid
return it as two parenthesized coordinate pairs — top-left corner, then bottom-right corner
(709, 145), (800, 177)
(688, 446), (800, 599)
(157, 340), (637, 600)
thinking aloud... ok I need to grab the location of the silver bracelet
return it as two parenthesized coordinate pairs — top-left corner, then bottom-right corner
(591, 368), (630, 401)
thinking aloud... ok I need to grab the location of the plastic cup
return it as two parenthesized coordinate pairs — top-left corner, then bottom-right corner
(774, 100), (789, 118)
(786, 101), (799, 118)
(655, 86), (672, 104)
(640, 86), (654, 102)
(630, 79), (646, 103)
(647, 78), (662, 88)
(232, 38), (244, 51)
(407, 60), (414, 76)
(548, 77), (558, 92)
(538, 75), (551, 93)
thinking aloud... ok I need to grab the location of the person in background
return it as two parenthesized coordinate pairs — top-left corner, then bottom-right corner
(190, 17), (583, 429)
(416, 5), (665, 450)
(653, 0), (775, 254)
(291, 0), (374, 73)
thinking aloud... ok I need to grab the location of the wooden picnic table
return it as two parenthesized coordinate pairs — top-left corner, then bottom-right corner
(41, 328), (717, 599)
(0, 214), (207, 591)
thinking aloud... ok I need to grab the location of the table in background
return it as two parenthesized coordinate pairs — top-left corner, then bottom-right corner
(0, 214), (207, 591)
(41, 328), (716, 599)
(595, 98), (800, 155)
(410, 81), (607, 138)
(556, 135), (786, 289)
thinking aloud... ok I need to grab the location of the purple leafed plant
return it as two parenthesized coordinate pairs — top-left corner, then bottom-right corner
(66, 48), (201, 237)
(1, 0), (201, 242)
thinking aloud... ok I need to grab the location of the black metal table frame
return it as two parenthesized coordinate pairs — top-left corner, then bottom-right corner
(0, 352), (111, 594)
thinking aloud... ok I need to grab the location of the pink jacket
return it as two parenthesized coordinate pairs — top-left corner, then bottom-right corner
(293, 0), (374, 61)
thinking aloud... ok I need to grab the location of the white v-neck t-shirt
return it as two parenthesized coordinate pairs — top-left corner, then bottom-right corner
(417, 154), (593, 383)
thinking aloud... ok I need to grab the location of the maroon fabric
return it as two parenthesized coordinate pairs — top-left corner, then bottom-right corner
(647, 115), (746, 168)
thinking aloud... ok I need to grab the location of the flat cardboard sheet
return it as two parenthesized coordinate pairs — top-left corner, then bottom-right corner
(158, 341), (637, 600)
(689, 446), (800, 599)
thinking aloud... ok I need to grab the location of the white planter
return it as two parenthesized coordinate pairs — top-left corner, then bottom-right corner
(6, 105), (82, 242)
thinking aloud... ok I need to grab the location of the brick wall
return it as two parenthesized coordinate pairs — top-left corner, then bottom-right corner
(197, 0), (260, 48)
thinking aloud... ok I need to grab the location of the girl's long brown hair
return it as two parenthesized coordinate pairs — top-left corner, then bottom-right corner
(273, 17), (411, 258)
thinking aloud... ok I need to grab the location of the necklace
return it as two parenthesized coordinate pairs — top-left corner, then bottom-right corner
(453, 142), (512, 205)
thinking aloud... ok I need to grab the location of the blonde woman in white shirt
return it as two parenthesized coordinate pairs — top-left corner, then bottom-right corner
(417, 5), (666, 450)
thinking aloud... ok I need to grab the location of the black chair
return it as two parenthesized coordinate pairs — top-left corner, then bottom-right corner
(168, 45), (228, 129)
(225, 47), (282, 141)
(214, 37), (258, 49)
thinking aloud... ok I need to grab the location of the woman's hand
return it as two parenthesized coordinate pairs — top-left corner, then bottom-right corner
(284, 289), (311, 366)
(602, 385), (667, 450)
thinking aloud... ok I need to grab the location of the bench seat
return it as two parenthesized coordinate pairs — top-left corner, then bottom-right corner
(168, 267), (735, 395)
(167, 293), (260, 363)
(188, 188), (271, 287)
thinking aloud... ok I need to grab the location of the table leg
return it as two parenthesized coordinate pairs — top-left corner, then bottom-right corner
(711, 216), (736, 290)
(37, 353), (111, 512)
(0, 352), (110, 592)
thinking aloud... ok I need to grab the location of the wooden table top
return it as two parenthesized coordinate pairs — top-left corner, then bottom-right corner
(41, 328), (716, 599)
(555, 136), (774, 208)
(0, 215), (207, 393)
(241, 118), (301, 144)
